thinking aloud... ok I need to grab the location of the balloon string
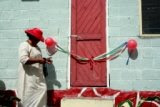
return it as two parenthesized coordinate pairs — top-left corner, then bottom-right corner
(126, 50), (133, 65)
(126, 56), (130, 65)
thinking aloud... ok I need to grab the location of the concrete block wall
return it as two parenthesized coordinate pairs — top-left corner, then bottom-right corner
(1, 0), (160, 91)
(0, 0), (69, 90)
(108, 0), (160, 90)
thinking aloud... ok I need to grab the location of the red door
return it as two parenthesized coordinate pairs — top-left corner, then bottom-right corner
(71, 0), (107, 87)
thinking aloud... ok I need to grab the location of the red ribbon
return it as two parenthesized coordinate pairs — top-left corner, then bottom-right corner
(89, 57), (94, 70)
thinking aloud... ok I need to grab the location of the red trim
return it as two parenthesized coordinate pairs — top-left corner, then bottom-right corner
(47, 88), (160, 107)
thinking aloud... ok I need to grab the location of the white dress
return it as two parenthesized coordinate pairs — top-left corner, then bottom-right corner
(17, 41), (47, 107)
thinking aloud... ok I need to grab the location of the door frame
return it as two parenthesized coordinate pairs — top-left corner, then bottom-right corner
(68, 0), (109, 88)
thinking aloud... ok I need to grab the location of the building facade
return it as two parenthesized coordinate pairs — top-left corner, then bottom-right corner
(0, 0), (160, 91)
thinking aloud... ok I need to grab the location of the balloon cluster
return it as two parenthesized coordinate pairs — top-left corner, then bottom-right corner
(45, 37), (57, 47)
(44, 37), (58, 56)
(127, 39), (137, 51)
(126, 39), (137, 65)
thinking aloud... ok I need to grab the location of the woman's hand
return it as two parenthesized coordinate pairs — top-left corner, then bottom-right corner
(38, 58), (47, 64)
(45, 57), (52, 64)
(39, 57), (52, 64)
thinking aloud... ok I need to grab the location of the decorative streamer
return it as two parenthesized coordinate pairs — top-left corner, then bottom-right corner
(57, 42), (127, 62)
(55, 42), (129, 68)
(45, 37), (137, 65)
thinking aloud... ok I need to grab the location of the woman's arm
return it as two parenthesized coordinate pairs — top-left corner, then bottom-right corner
(19, 42), (52, 65)
(25, 58), (46, 64)
(25, 57), (52, 65)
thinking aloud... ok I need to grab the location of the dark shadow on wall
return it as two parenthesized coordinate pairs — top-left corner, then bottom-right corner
(0, 80), (6, 90)
(44, 63), (61, 90)
(126, 49), (138, 65)
(128, 48), (138, 60)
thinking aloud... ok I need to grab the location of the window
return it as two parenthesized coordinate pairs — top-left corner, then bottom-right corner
(140, 0), (160, 36)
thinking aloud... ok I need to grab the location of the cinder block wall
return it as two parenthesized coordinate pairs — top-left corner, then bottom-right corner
(108, 0), (160, 90)
(0, 0), (69, 90)
(1, 0), (160, 91)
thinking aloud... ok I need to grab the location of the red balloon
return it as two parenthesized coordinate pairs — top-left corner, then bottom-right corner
(127, 39), (137, 50)
(45, 37), (57, 47)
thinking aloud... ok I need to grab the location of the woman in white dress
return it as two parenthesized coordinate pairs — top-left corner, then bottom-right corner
(17, 28), (52, 107)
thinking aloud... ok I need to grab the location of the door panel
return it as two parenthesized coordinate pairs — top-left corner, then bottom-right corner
(71, 0), (107, 87)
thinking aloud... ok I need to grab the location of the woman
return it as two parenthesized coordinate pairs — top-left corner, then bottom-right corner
(17, 28), (51, 107)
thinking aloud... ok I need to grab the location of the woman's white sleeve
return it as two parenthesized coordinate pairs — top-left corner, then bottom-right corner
(19, 43), (29, 64)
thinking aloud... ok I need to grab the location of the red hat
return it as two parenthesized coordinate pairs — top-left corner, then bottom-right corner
(25, 28), (44, 42)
